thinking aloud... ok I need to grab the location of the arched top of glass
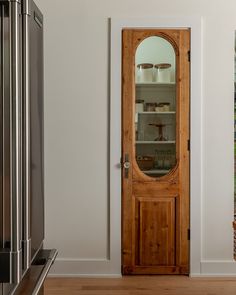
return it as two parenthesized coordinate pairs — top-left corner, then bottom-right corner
(134, 36), (177, 178)
(136, 36), (176, 83)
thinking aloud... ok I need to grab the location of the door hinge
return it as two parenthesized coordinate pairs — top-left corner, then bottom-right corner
(188, 229), (190, 240)
(187, 139), (190, 151)
(188, 50), (190, 62)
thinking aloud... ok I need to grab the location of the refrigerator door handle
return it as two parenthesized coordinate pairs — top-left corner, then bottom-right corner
(9, 0), (22, 284)
(22, 5), (31, 272)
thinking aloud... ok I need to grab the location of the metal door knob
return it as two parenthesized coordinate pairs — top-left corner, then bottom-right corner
(123, 162), (130, 169)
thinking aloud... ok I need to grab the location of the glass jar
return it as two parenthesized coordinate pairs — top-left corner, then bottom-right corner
(146, 102), (157, 112)
(156, 102), (171, 112)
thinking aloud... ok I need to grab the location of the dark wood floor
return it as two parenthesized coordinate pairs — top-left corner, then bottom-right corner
(45, 276), (236, 295)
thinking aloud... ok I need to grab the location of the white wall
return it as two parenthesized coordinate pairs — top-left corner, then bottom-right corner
(35, 0), (235, 276)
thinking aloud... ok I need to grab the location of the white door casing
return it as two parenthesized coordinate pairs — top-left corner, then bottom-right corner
(110, 17), (203, 276)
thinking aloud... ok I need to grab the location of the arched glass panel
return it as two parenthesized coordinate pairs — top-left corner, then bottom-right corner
(135, 36), (176, 178)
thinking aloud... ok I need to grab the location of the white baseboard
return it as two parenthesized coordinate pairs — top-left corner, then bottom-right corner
(48, 258), (122, 277)
(191, 261), (236, 277)
(48, 274), (122, 278)
(49, 259), (236, 278)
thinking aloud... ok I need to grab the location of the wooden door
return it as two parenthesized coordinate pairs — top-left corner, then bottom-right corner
(122, 29), (190, 275)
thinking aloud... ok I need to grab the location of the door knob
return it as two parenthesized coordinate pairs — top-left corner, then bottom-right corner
(123, 154), (130, 178)
(123, 161), (130, 169)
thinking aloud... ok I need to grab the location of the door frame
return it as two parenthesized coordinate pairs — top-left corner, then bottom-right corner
(110, 16), (203, 276)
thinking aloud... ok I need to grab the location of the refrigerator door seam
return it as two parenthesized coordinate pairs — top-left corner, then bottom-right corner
(9, 0), (22, 284)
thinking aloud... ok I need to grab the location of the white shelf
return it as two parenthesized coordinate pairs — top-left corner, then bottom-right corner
(142, 169), (170, 175)
(136, 82), (175, 87)
(136, 141), (175, 144)
(137, 111), (176, 114)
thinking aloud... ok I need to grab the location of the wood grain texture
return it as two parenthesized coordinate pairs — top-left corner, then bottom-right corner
(139, 198), (175, 266)
(122, 29), (190, 274)
(45, 277), (236, 295)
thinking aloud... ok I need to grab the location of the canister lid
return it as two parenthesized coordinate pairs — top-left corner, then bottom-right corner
(154, 63), (171, 69)
(137, 63), (153, 69)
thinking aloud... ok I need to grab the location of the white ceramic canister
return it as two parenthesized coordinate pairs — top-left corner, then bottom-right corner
(137, 63), (154, 83)
(135, 100), (144, 113)
(154, 63), (171, 83)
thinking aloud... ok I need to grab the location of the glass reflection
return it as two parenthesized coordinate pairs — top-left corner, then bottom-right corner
(135, 36), (176, 178)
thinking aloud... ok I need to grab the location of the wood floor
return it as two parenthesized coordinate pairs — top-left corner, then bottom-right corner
(45, 276), (236, 295)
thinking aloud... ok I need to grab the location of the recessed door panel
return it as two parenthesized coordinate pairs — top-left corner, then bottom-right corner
(122, 29), (190, 275)
(138, 198), (176, 266)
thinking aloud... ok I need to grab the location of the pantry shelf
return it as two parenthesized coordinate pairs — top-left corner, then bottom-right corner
(136, 141), (176, 144)
(136, 82), (175, 87)
(137, 111), (176, 114)
(142, 169), (170, 175)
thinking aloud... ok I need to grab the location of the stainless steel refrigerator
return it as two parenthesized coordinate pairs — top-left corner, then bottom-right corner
(0, 0), (57, 294)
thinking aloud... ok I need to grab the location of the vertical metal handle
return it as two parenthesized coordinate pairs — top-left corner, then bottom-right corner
(22, 3), (31, 272)
(123, 154), (130, 178)
(9, 0), (22, 284)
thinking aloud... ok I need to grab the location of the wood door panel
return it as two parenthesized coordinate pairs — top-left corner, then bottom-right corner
(137, 198), (175, 266)
(122, 28), (190, 275)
